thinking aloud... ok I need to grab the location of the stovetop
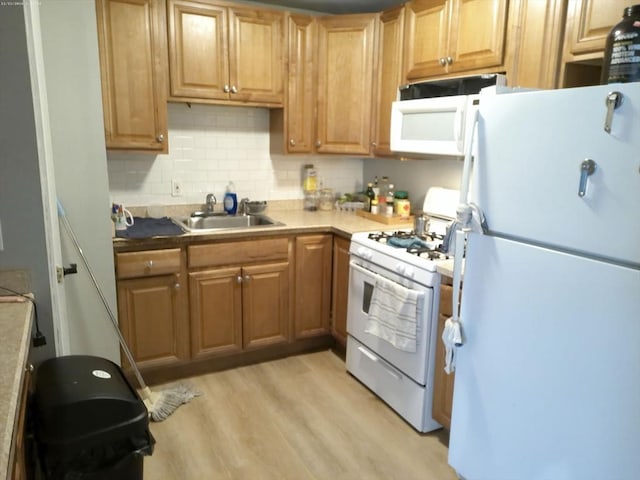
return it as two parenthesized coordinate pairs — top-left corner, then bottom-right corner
(364, 230), (450, 261)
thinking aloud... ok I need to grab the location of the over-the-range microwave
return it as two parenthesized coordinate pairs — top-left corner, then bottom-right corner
(390, 74), (507, 157)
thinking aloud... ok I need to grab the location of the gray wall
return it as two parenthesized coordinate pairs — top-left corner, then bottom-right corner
(364, 157), (464, 211)
(0, 6), (56, 362)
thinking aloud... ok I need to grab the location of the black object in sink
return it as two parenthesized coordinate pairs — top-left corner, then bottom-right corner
(115, 217), (184, 239)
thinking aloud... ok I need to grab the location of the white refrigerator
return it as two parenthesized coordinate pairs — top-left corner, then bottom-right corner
(448, 83), (640, 479)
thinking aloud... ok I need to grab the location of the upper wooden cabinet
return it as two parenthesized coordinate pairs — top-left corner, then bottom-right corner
(373, 6), (405, 157)
(95, 0), (168, 152)
(505, 0), (565, 89)
(564, 0), (626, 58)
(403, 0), (508, 80)
(560, 0), (628, 87)
(167, 0), (285, 106)
(316, 13), (378, 155)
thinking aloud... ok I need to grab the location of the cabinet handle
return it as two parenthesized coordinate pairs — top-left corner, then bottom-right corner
(439, 57), (447, 66)
(223, 84), (230, 93)
(315, 140), (321, 147)
(289, 138), (296, 146)
(27, 364), (34, 373)
(230, 85), (238, 94)
(157, 134), (164, 143)
(244, 275), (250, 282)
(237, 275), (243, 284)
(371, 141), (377, 147)
(174, 282), (180, 289)
(446, 56), (453, 65)
(146, 260), (153, 269)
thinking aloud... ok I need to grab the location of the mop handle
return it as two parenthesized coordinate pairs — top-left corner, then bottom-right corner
(57, 200), (148, 391)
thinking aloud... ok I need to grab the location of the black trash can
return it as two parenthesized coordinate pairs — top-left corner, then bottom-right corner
(33, 355), (155, 480)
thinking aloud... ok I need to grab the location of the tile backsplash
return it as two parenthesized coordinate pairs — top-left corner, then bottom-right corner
(107, 103), (364, 208)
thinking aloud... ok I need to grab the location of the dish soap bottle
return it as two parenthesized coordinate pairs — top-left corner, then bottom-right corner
(223, 182), (237, 215)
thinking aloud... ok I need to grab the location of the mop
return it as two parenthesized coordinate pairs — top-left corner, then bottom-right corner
(57, 200), (200, 421)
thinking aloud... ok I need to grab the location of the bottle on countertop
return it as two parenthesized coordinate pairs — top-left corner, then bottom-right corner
(601, 5), (640, 84)
(223, 181), (238, 215)
(385, 183), (395, 216)
(378, 176), (389, 210)
(365, 182), (376, 212)
(394, 190), (410, 218)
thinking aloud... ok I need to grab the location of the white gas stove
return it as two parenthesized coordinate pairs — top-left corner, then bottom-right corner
(346, 187), (459, 433)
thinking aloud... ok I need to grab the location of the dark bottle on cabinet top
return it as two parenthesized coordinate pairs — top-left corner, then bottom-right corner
(601, 5), (640, 84)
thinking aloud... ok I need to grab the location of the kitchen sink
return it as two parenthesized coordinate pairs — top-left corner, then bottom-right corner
(172, 213), (283, 232)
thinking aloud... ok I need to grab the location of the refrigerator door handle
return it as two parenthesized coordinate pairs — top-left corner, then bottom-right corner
(578, 158), (597, 197)
(604, 91), (623, 133)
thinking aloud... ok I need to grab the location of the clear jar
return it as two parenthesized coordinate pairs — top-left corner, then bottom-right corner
(319, 188), (334, 211)
(304, 190), (319, 211)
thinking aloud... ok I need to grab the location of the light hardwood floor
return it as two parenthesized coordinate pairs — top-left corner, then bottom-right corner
(145, 350), (458, 479)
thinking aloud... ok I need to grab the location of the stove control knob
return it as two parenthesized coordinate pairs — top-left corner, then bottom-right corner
(403, 266), (415, 278)
(395, 264), (406, 275)
(357, 247), (373, 260)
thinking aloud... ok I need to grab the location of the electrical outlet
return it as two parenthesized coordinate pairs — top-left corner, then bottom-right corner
(171, 178), (183, 197)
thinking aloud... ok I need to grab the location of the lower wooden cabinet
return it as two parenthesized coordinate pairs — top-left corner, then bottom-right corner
(331, 236), (350, 346)
(294, 234), (332, 339)
(115, 248), (189, 371)
(187, 237), (291, 361)
(432, 279), (457, 430)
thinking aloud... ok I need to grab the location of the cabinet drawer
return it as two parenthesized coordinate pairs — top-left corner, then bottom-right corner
(188, 238), (289, 268)
(116, 249), (182, 279)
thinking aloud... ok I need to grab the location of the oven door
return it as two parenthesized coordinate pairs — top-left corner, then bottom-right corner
(390, 95), (470, 157)
(347, 261), (434, 385)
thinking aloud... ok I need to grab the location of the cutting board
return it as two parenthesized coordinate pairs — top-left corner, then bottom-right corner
(356, 209), (413, 225)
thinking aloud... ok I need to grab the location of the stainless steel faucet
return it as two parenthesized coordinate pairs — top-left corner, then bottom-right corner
(238, 197), (250, 215)
(205, 193), (217, 213)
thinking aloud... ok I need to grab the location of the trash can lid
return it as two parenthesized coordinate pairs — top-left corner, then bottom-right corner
(34, 355), (149, 447)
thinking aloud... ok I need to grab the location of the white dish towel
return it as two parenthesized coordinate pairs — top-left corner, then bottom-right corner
(365, 276), (422, 353)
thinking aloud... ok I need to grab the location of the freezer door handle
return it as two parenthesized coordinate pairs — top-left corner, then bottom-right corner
(578, 158), (597, 197)
(604, 91), (623, 133)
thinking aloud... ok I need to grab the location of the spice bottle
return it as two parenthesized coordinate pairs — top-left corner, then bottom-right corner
(601, 5), (640, 84)
(385, 183), (395, 216)
(394, 190), (410, 218)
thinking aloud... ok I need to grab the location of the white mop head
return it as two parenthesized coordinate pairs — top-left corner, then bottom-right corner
(140, 384), (202, 422)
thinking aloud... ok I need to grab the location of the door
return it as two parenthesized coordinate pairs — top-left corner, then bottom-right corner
(449, 234), (640, 478)
(189, 267), (243, 359)
(316, 14), (377, 154)
(242, 262), (290, 349)
(475, 83), (640, 265)
(25, 1), (120, 363)
(167, 0), (230, 100)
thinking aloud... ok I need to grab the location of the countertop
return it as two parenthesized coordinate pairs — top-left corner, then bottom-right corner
(112, 206), (414, 251)
(0, 301), (32, 479)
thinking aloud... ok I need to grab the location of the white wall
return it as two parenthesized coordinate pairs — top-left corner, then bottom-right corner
(0, 5), (56, 362)
(108, 103), (365, 207)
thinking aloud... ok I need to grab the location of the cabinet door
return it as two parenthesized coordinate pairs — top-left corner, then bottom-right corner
(117, 273), (188, 370)
(242, 262), (290, 349)
(331, 236), (350, 346)
(294, 235), (332, 339)
(448, 0), (507, 74)
(373, 6), (405, 156)
(95, 0), (168, 152)
(228, 7), (285, 105)
(403, 0), (451, 80)
(506, 0), (565, 89)
(284, 14), (317, 153)
(167, 0), (230, 100)
(189, 267), (243, 359)
(565, 0), (627, 56)
(316, 14), (377, 155)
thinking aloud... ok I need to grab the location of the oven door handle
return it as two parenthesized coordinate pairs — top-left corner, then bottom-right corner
(358, 346), (402, 380)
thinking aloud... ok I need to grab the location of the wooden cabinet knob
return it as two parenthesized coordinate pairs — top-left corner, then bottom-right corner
(237, 276), (243, 284)
(439, 57), (447, 66)
(157, 134), (164, 142)
(446, 56), (453, 65)
(230, 85), (238, 94)
(315, 140), (321, 147)
(244, 275), (250, 282)
(223, 84), (230, 93)
(289, 138), (296, 146)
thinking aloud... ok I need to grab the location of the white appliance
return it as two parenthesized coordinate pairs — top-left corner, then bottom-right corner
(390, 74), (506, 157)
(448, 84), (640, 479)
(346, 187), (459, 432)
